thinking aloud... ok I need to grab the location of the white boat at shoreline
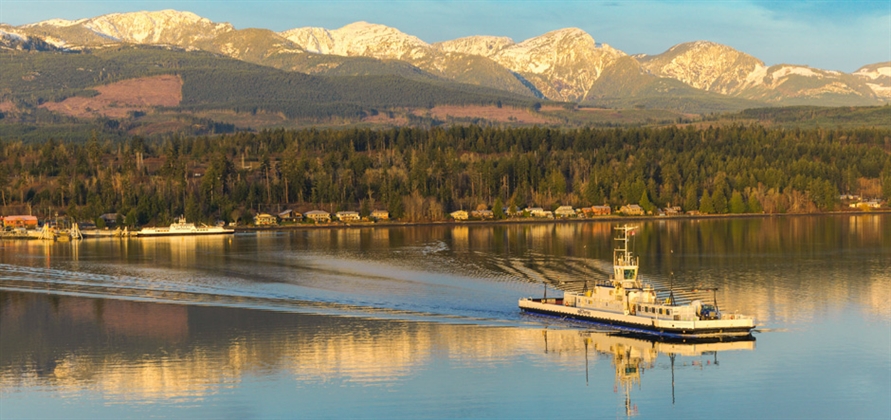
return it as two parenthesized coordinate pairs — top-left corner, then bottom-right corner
(135, 216), (234, 237)
(519, 225), (755, 339)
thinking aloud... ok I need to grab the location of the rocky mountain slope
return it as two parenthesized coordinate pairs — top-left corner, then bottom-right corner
(853, 62), (891, 99)
(3, 9), (889, 110)
(638, 41), (886, 106)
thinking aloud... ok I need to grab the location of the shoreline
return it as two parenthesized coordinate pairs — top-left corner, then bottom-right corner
(232, 209), (891, 233)
(3, 210), (887, 240)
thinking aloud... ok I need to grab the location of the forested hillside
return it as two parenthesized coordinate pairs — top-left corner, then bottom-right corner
(2, 125), (889, 226)
(724, 106), (891, 129)
(0, 46), (538, 119)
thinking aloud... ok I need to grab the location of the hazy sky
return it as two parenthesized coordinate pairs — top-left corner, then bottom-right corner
(1, 0), (889, 72)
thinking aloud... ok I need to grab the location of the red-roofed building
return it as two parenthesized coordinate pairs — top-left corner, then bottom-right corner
(3, 215), (38, 228)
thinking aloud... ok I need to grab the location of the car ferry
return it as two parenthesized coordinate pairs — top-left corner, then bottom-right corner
(135, 216), (234, 237)
(519, 225), (755, 339)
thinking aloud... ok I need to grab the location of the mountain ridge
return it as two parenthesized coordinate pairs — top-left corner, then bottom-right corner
(3, 9), (889, 110)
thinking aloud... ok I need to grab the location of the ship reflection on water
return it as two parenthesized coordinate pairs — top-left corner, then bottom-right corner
(541, 328), (755, 417)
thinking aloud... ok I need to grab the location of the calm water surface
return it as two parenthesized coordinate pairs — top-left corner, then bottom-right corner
(1, 216), (889, 418)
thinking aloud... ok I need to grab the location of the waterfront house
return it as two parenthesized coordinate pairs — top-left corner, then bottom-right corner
(370, 210), (389, 220)
(305, 210), (331, 223)
(254, 213), (277, 225)
(278, 209), (303, 222)
(99, 213), (120, 228)
(450, 210), (469, 221)
(619, 204), (644, 216)
(554, 206), (576, 218)
(850, 199), (883, 209)
(336, 211), (361, 222)
(471, 209), (494, 219)
(2, 215), (38, 228)
(591, 205), (612, 216)
(526, 207), (553, 218)
(664, 206), (683, 216)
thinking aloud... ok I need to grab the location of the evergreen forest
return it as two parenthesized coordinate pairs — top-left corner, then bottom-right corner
(1, 124), (890, 226)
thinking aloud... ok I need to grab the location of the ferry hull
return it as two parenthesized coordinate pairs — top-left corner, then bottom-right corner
(519, 298), (755, 339)
(135, 230), (234, 237)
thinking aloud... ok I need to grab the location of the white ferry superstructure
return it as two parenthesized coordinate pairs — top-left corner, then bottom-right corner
(519, 225), (755, 339)
(135, 216), (234, 237)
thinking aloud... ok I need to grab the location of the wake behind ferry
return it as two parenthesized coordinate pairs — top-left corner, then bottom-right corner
(135, 216), (234, 237)
(519, 225), (755, 339)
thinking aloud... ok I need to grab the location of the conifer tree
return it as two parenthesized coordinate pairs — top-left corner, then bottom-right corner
(684, 186), (699, 212)
(711, 189), (728, 214)
(493, 197), (505, 219)
(639, 190), (654, 214)
(747, 194), (763, 214)
(699, 192), (715, 214)
(729, 191), (746, 213)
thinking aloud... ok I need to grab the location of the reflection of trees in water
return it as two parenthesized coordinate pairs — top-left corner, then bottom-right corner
(411, 216), (889, 324)
(280, 216), (888, 323)
(0, 291), (754, 412)
(2, 216), (887, 326)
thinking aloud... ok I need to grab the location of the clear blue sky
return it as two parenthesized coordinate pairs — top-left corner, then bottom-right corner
(1, 0), (889, 72)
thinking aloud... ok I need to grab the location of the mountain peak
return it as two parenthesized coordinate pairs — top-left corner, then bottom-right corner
(641, 40), (766, 94)
(853, 62), (891, 99)
(83, 10), (232, 43)
(325, 21), (430, 59)
(280, 27), (335, 54)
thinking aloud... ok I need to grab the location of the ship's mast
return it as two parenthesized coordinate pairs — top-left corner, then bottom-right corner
(613, 225), (640, 289)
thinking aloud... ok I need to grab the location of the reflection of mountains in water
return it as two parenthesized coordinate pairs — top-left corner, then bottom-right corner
(1, 291), (754, 408)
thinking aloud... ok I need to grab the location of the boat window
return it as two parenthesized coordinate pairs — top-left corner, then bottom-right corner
(624, 269), (635, 279)
(666, 309), (671, 316)
(658, 308), (663, 315)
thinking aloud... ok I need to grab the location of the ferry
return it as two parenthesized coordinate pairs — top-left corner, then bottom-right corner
(519, 225), (755, 339)
(135, 216), (234, 237)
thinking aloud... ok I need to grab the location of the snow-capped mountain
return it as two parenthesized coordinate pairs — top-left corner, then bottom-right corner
(853, 62), (891, 99)
(20, 10), (232, 49)
(486, 28), (626, 102)
(637, 41), (765, 95)
(282, 25), (625, 102)
(638, 41), (882, 105)
(280, 22), (533, 96)
(5, 9), (887, 108)
(282, 22), (429, 61)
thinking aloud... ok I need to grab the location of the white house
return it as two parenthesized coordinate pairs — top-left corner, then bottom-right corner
(305, 210), (331, 222)
(450, 210), (469, 220)
(554, 206), (576, 218)
(335, 211), (361, 222)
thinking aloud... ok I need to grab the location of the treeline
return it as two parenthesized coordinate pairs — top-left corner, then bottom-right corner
(1, 124), (890, 226)
(728, 105), (891, 129)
